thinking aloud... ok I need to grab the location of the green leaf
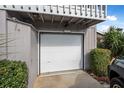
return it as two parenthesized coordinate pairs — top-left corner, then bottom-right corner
(0, 60), (28, 88)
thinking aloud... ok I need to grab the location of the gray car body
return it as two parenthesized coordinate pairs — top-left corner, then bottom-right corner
(108, 58), (124, 81)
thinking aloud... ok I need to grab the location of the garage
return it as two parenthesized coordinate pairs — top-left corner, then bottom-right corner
(0, 5), (106, 87)
(40, 33), (84, 73)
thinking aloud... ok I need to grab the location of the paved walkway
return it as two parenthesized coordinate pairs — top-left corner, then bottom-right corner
(33, 70), (103, 88)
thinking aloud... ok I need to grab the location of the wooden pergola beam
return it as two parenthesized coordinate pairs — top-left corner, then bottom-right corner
(68, 17), (74, 24)
(39, 14), (44, 23)
(60, 16), (64, 24)
(75, 18), (85, 24)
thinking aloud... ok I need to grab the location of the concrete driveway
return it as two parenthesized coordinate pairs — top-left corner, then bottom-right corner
(33, 70), (103, 88)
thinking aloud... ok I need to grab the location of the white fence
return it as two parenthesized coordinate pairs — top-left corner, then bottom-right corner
(0, 5), (107, 20)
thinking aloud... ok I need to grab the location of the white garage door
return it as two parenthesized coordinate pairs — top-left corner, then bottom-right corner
(40, 34), (83, 73)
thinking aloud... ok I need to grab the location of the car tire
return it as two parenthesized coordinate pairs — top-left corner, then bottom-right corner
(110, 77), (124, 88)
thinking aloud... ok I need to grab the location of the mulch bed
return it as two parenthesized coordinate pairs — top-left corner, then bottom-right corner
(86, 70), (110, 85)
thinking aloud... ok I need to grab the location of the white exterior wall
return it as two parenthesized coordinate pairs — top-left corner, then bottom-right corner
(7, 20), (38, 87)
(7, 21), (31, 62)
(84, 26), (96, 69)
(0, 10), (7, 59)
(30, 28), (38, 85)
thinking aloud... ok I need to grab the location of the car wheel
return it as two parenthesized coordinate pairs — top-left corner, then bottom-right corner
(110, 78), (124, 88)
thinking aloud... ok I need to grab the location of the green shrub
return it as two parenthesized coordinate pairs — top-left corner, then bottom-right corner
(97, 42), (105, 48)
(0, 60), (28, 88)
(90, 48), (111, 76)
(104, 26), (124, 57)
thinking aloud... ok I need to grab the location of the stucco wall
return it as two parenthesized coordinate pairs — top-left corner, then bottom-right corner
(38, 23), (85, 32)
(30, 28), (38, 85)
(7, 20), (38, 87)
(84, 26), (96, 69)
(0, 10), (7, 59)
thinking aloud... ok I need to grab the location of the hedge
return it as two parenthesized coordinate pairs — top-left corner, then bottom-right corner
(0, 60), (28, 88)
(90, 48), (111, 76)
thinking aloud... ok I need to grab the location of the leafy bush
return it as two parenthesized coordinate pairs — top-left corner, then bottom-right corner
(104, 26), (124, 57)
(90, 48), (111, 76)
(97, 42), (105, 48)
(0, 60), (28, 88)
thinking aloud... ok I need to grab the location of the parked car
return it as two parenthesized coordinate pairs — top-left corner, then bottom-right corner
(108, 56), (124, 88)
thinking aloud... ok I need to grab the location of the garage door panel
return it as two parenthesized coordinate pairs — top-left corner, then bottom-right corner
(40, 34), (83, 73)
